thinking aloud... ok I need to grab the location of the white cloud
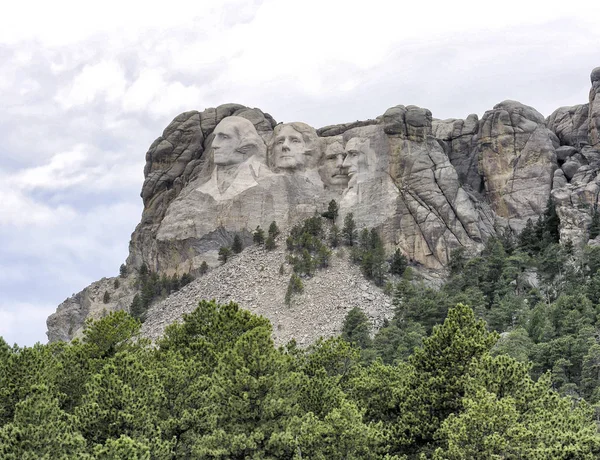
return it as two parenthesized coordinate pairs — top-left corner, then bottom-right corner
(55, 60), (127, 109)
(1, 0), (600, 349)
(0, 177), (76, 227)
(0, 302), (53, 347)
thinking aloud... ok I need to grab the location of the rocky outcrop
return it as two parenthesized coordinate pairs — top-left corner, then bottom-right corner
(589, 67), (600, 149)
(476, 100), (558, 230)
(47, 274), (137, 342)
(548, 68), (600, 247)
(546, 104), (589, 148)
(48, 67), (600, 344)
(432, 114), (482, 193)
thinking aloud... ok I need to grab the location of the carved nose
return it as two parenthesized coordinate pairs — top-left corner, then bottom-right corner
(282, 141), (290, 151)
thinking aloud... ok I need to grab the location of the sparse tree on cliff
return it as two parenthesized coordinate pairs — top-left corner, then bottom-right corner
(232, 234), (243, 254)
(253, 226), (265, 245)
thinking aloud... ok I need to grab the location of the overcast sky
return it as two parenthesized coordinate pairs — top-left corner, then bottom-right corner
(1, 0), (599, 346)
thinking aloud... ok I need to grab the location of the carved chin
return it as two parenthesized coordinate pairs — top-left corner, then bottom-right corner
(277, 156), (299, 169)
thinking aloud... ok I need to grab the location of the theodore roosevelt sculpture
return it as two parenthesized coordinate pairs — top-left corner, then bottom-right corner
(319, 140), (350, 189)
(197, 116), (269, 200)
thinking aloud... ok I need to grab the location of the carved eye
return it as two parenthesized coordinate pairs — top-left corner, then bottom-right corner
(218, 133), (229, 140)
(275, 139), (284, 145)
(292, 138), (301, 144)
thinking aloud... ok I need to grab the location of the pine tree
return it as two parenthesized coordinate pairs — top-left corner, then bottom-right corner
(232, 234), (243, 254)
(103, 290), (110, 304)
(342, 213), (357, 246)
(342, 307), (372, 349)
(285, 274), (304, 305)
(329, 224), (340, 248)
(389, 249), (408, 276)
(199, 261), (208, 275)
(268, 221), (280, 239)
(218, 246), (231, 264)
(253, 226), (265, 245)
(119, 263), (127, 278)
(322, 199), (339, 221)
(265, 235), (276, 250)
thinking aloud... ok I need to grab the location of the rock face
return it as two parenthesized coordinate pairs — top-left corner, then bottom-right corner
(47, 275), (137, 342)
(547, 68), (600, 247)
(476, 100), (558, 230)
(48, 67), (600, 344)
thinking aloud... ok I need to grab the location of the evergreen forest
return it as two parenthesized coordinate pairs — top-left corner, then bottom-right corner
(3, 201), (600, 458)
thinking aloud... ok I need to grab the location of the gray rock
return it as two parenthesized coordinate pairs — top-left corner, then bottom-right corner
(546, 104), (589, 148)
(48, 68), (600, 344)
(556, 145), (578, 162)
(553, 168), (567, 189)
(562, 160), (581, 181)
(382, 105), (432, 141)
(589, 67), (600, 148)
(476, 100), (558, 230)
(432, 114), (482, 192)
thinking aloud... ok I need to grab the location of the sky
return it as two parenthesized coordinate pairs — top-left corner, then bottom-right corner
(1, 0), (599, 346)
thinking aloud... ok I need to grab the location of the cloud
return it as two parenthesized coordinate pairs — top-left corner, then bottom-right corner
(0, 302), (53, 347)
(56, 60), (127, 109)
(1, 0), (600, 349)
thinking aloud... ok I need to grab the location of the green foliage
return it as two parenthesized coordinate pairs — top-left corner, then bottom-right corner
(129, 268), (193, 320)
(518, 198), (560, 254)
(341, 307), (372, 349)
(218, 245), (231, 264)
(286, 215), (331, 276)
(253, 225), (265, 245)
(0, 385), (89, 459)
(232, 234), (243, 254)
(342, 212), (357, 246)
(199, 260), (208, 275)
(119, 263), (127, 278)
(113, 278), (120, 289)
(2, 298), (600, 459)
(268, 220), (280, 239)
(322, 199), (339, 221)
(329, 223), (340, 248)
(285, 273), (304, 305)
(82, 311), (142, 360)
(388, 249), (407, 276)
(352, 228), (387, 286)
(103, 290), (110, 304)
(265, 235), (276, 250)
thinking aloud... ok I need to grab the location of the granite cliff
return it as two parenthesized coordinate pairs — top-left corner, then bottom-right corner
(47, 67), (600, 344)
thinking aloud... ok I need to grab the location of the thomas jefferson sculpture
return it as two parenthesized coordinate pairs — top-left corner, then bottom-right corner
(270, 122), (321, 173)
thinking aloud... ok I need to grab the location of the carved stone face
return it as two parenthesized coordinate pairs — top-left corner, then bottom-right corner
(319, 141), (349, 188)
(212, 116), (264, 166)
(342, 138), (370, 185)
(272, 125), (307, 170)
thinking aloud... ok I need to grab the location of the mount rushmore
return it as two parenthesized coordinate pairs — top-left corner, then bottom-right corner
(47, 67), (600, 343)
